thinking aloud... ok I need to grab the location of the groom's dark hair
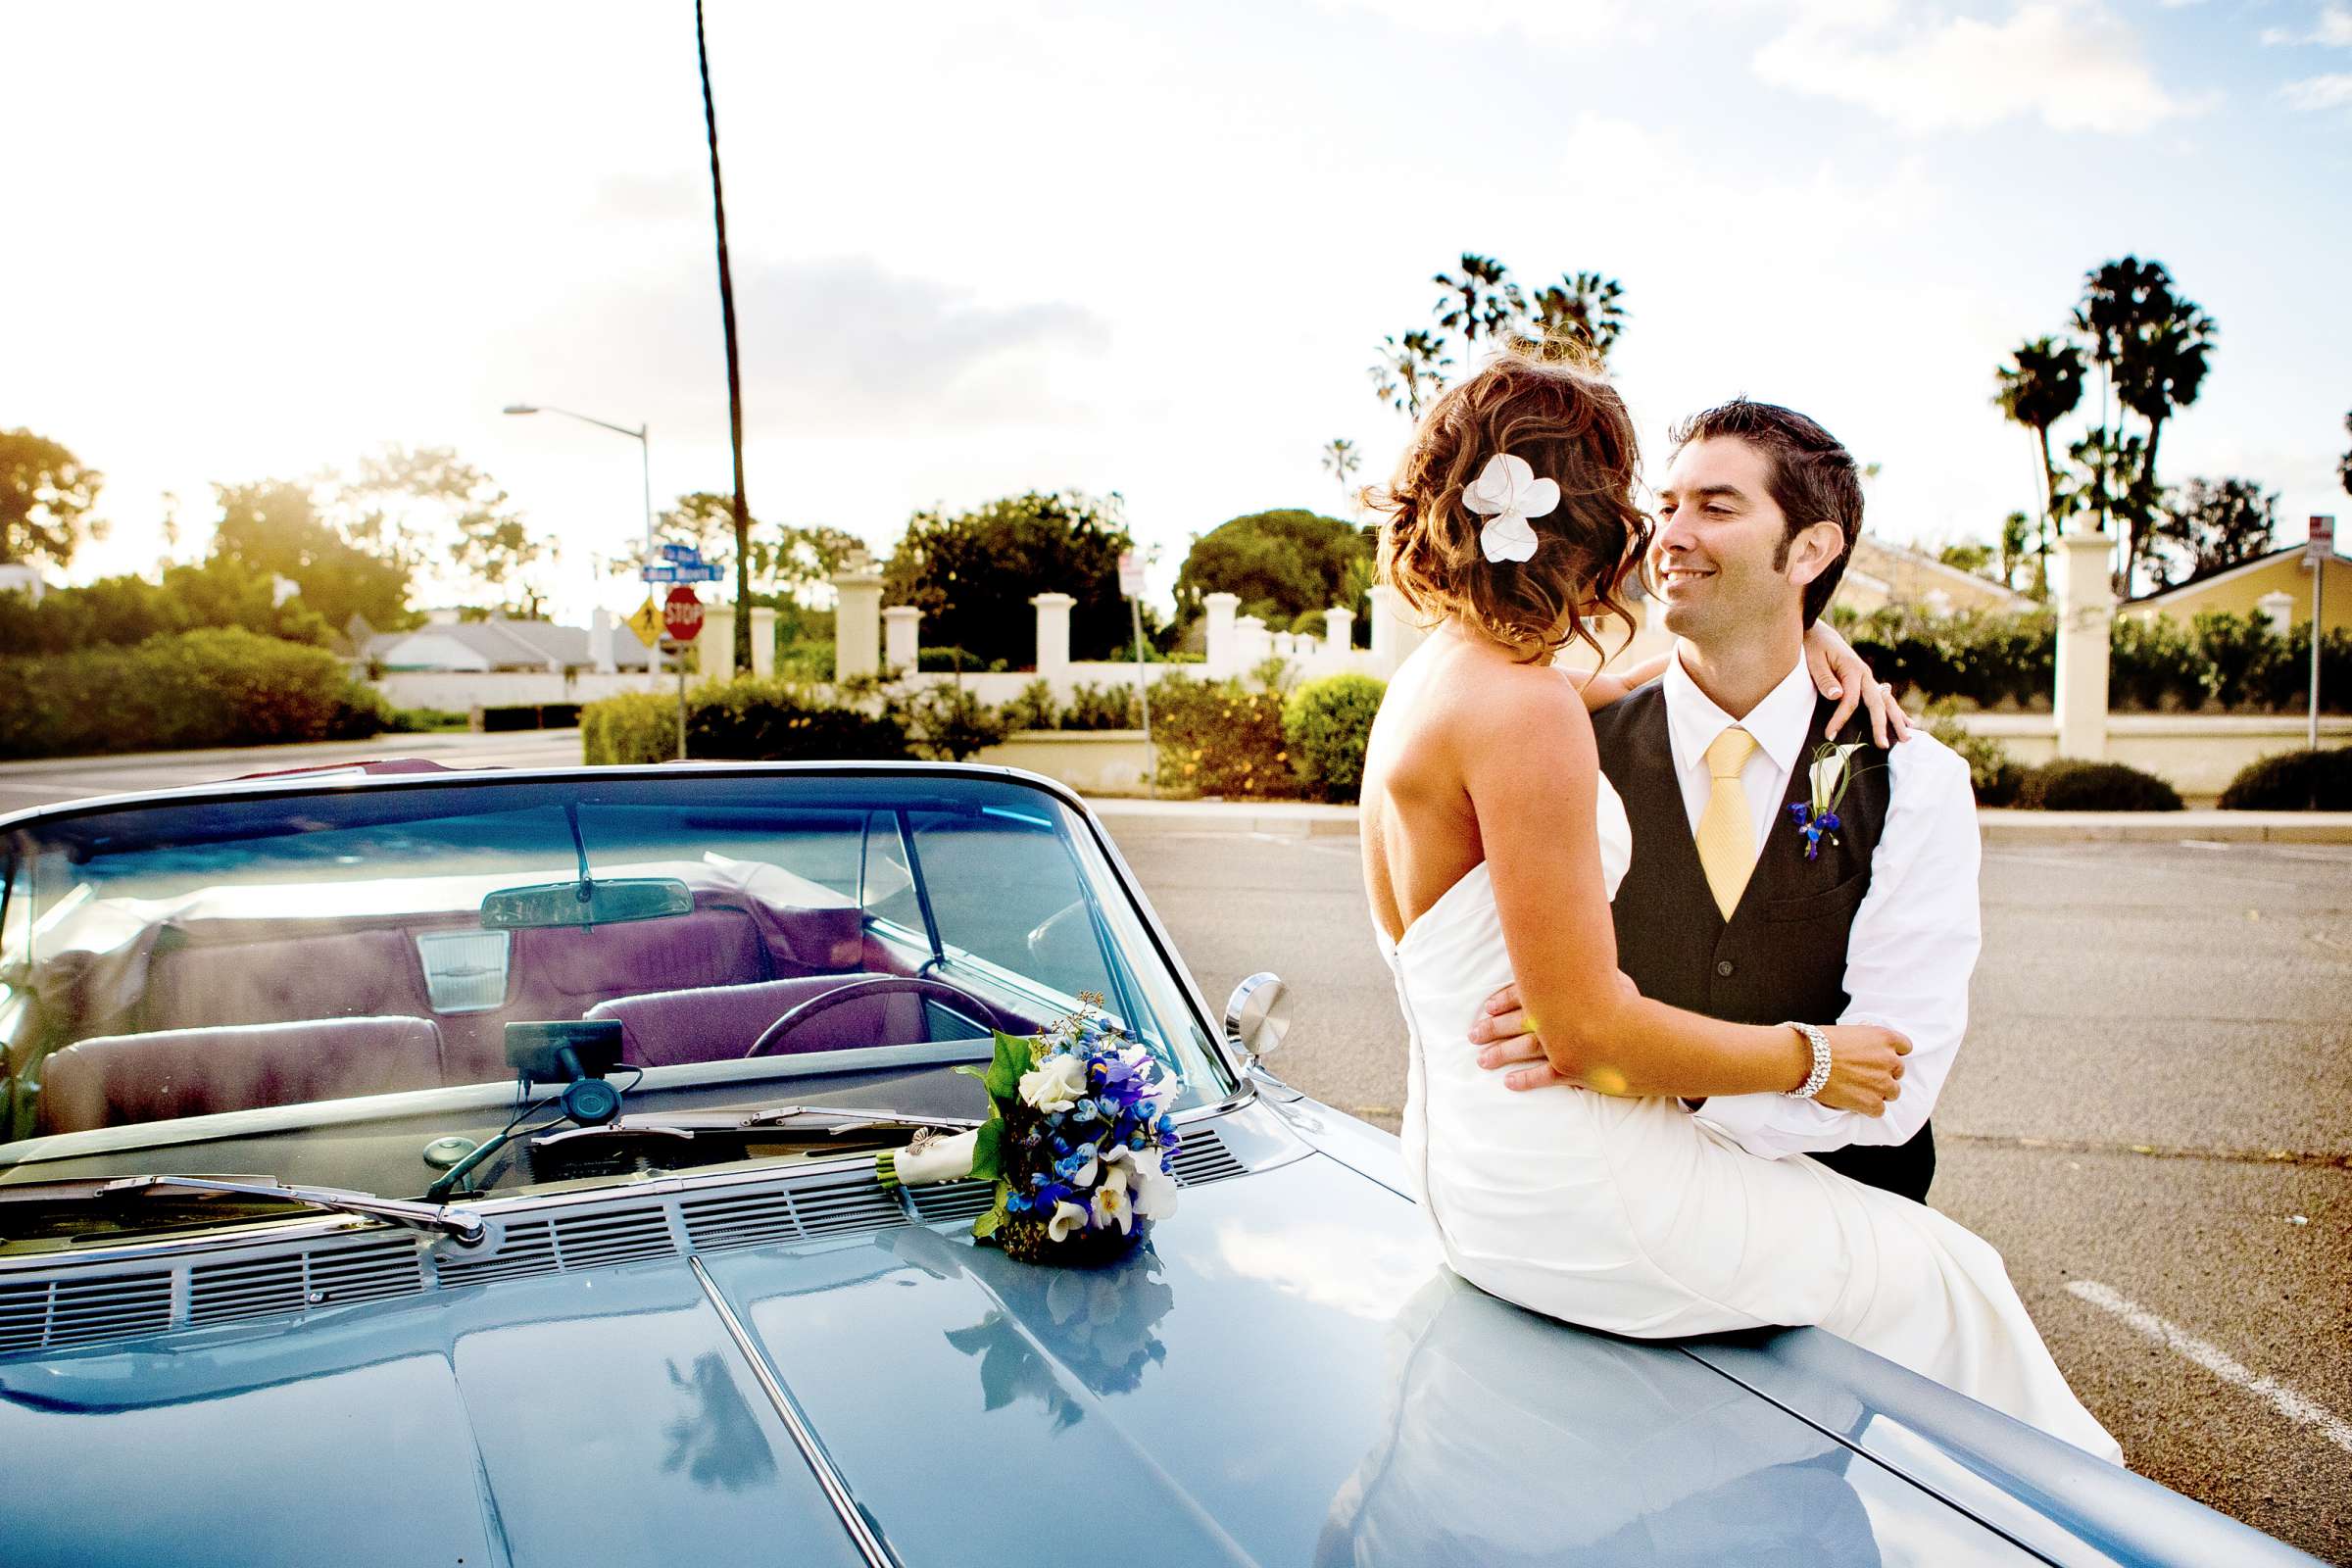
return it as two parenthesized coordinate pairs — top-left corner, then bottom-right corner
(1669, 400), (1863, 627)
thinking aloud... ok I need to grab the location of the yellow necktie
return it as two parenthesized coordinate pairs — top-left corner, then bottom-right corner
(1695, 726), (1760, 920)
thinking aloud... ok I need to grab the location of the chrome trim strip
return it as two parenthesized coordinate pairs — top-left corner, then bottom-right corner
(691, 1254), (896, 1568)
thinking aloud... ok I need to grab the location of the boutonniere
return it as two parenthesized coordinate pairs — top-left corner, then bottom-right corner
(1787, 741), (1870, 861)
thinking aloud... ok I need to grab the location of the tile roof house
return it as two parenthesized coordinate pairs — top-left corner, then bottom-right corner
(363, 615), (650, 672)
(2119, 541), (2351, 636)
(1833, 537), (2037, 618)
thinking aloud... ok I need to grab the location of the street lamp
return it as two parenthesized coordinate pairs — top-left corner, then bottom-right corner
(505, 402), (658, 670)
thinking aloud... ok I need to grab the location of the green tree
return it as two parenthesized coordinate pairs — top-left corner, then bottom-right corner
(2073, 257), (2217, 595)
(882, 491), (1134, 668)
(209, 478), (416, 631)
(345, 445), (552, 615)
(2151, 477), (2277, 586)
(1432, 254), (1524, 358)
(1173, 510), (1372, 627)
(1937, 540), (1996, 577)
(1992, 335), (2085, 591)
(1369, 330), (1451, 418)
(1527, 271), (1628, 360)
(1999, 511), (2034, 593)
(1320, 438), (1360, 504)
(2052, 426), (2157, 593)
(0, 429), (105, 568)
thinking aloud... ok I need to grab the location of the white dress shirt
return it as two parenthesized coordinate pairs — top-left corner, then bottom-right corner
(1649, 650), (1983, 1161)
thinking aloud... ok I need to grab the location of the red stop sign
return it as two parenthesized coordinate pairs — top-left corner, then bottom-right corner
(662, 585), (705, 642)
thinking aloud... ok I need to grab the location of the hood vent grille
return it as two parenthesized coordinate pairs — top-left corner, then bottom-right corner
(189, 1235), (425, 1327)
(1, 1118), (1260, 1356)
(0, 1271), (174, 1355)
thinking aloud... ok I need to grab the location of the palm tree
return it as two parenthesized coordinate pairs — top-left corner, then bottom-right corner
(1432, 255), (1523, 364)
(2072, 259), (2168, 538)
(1368, 331), (1453, 418)
(2339, 410), (2351, 498)
(1992, 335), (2085, 595)
(695, 0), (755, 673)
(1530, 271), (1629, 360)
(1320, 438), (1361, 501)
(2115, 298), (2217, 591)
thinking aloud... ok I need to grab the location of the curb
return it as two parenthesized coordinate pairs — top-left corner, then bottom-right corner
(1083, 797), (2352, 845)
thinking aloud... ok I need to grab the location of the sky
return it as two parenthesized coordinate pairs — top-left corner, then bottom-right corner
(4, 0), (2348, 624)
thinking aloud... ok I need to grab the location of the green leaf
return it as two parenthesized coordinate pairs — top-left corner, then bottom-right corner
(971, 1180), (1011, 1240)
(984, 1030), (1035, 1102)
(969, 1117), (1006, 1182)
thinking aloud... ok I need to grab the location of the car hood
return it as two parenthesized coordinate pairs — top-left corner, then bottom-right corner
(0, 1150), (2045, 1568)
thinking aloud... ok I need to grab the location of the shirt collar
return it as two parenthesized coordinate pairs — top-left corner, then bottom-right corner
(1662, 648), (1817, 778)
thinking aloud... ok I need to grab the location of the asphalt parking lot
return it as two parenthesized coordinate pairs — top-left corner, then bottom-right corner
(1108, 824), (2352, 1562)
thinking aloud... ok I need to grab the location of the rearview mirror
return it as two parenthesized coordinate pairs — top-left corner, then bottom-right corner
(1223, 972), (1290, 1063)
(480, 877), (694, 929)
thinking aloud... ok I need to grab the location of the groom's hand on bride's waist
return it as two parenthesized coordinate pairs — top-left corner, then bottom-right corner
(1471, 981), (1592, 1093)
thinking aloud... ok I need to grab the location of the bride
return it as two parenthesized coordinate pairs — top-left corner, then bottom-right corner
(1360, 348), (2121, 1462)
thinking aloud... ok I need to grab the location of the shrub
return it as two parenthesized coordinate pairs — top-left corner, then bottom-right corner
(1921, 700), (2024, 807)
(581, 691), (675, 764)
(2014, 759), (2182, 811)
(2193, 612), (2292, 712)
(2217, 747), (2352, 811)
(386, 707), (469, 733)
(689, 677), (912, 761)
(1002, 679), (1060, 732)
(1283, 673), (1386, 802)
(887, 681), (1011, 761)
(1064, 681), (1139, 730)
(0, 628), (388, 760)
(2109, 615), (2210, 711)
(1148, 673), (1298, 799)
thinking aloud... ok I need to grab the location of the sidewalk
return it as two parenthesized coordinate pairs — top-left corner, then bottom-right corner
(1083, 795), (2352, 844)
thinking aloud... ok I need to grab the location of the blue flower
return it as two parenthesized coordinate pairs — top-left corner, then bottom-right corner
(1005, 1192), (1033, 1214)
(1071, 1099), (1100, 1124)
(1036, 1180), (1074, 1209)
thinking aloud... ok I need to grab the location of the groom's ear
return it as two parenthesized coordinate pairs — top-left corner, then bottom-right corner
(1783, 518), (1847, 589)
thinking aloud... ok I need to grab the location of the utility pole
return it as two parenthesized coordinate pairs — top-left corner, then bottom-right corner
(696, 0), (754, 676)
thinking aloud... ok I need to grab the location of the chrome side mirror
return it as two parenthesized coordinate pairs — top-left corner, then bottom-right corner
(1223, 972), (1290, 1063)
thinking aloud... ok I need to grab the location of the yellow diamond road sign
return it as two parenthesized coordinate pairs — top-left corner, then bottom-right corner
(625, 598), (664, 649)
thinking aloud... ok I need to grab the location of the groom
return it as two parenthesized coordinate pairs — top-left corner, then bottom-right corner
(1471, 399), (1981, 1202)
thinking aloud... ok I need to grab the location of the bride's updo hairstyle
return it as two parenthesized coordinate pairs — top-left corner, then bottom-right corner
(1372, 347), (1650, 663)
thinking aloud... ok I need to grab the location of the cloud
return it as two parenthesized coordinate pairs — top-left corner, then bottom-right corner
(1752, 2), (2208, 133)
(2261, 6), (2352, 46)
(1312, 0), (1657, 46)
(2280, 72), (2352, 108)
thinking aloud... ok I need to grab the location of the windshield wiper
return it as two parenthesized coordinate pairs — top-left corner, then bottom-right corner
(0, 1175), (487, 1246)
(528, 1104), (982, 1149)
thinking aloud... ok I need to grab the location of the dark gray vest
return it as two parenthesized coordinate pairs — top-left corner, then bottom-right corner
(1590, 681), (1934, 1202)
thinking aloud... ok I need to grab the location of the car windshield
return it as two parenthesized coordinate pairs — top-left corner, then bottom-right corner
(0, 768), (1229, 1240)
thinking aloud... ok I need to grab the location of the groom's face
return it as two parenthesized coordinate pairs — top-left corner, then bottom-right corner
(1651, 437), (1805, 643)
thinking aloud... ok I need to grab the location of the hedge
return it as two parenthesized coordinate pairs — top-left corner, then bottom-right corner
(1283, 673), (1385, 802)
(1148, 673), (1298, 799)
(1836, 607), (2351, 713)
(0, 628), (390, 760)
(2014, 759), (2182, 811)
(581, 677), (912, 765)
(2217, 747), (2352, 811)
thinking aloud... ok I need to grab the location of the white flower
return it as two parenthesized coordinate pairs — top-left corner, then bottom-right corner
(1131, 1165), (1180, 1221)
(1808, 742), (1865, 811)
(1460, 453), (1560, 564)
(1097, 1147), (1134, 1197)
(1046, 1200), (1090, 1243)
(1090, 1182), (1134, 1235)
(1018, 1055), (1089, 1113)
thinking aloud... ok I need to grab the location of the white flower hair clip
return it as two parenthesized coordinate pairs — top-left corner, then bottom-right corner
(1461, 453), (1559, 564)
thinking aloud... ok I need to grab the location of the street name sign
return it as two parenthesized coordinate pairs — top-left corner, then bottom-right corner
(660, 542), (703, 564)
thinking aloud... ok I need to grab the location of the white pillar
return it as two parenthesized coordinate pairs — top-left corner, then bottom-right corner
(883, 605), (921, 674)
(1236, 613), (1272, 675)
(1203, 592), (1242, 679)
(833, 553), (885, 680)
(1032, 592), (1076, 686)
(1368, 584), (1427, 678)
(1324, 606), (1355, 654)
(749, 607), (777, 677)
(700, 606), (735, 679)
(2256, 590), (2294, 638)
(2053, 530), (2115, 760)
(590, 609), (618, 674)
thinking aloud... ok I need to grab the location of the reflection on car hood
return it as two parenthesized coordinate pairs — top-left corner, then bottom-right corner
(0, 1153), (2044, 1568)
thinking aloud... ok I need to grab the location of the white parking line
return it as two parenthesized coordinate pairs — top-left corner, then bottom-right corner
(2066, 1280), (2352, 1455)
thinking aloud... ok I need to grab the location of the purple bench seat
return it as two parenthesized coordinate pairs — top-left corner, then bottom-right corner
(38, 1016), (447, 1136)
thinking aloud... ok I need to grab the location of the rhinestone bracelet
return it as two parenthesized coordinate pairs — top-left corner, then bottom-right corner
(1781, 1021), (1832, 1101)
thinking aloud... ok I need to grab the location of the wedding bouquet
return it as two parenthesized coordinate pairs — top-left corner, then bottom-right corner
(879, 1001), (1181, 1266)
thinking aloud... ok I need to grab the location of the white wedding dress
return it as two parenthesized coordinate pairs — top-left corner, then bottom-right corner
(1380, 773), (2123, 1462)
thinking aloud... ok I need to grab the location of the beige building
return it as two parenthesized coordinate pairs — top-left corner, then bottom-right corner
(2118, 542), (2351, 636)
(1833, 536), (2036, 618)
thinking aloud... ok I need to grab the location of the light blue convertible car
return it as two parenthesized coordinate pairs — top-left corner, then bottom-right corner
(0, 762), (2316, 1566)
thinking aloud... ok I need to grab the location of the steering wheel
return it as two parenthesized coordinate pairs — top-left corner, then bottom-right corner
(744, 975), (1019, 1059)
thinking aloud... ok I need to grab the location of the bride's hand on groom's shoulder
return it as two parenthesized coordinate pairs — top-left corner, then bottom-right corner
(1813, 1024), (1912, 1116)
(1804, 620), (1913, 747)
